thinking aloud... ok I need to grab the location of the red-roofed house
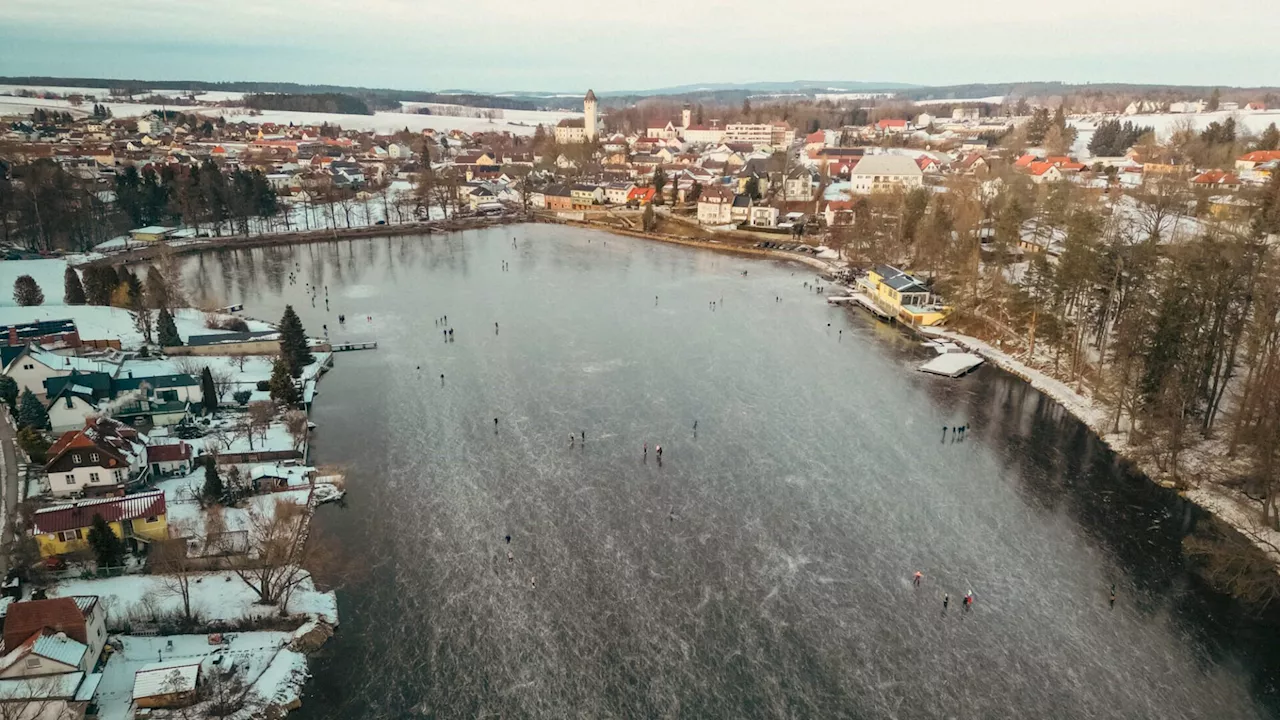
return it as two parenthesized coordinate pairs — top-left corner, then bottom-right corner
(876, 118), (909, 134)
(1191, 170), (1241, 189)
(916, 156), (941, 173)
(146, 442), (193, 477)
(1015, 154), (1039, 169)
(627, 187), (656, 206)
(1027, 162), (1064, 183)
(44, 418), (148, 498)
(697, 185), (735, 225)
(32, 490), (168, 558)
(1237, 151), (1280, 171)
(2, 597), (106, 674)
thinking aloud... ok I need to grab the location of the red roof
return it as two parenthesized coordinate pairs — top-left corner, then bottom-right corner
(1239, 150), (1280, 164)
(33, 490), (166, 535)
(627, 187), (656, 202)
(146, 443), (191, 463)
(3, 599), (87, 651)
(916, 156), (938, 169)
(877, 119), (907, 129)
(1027, 162), (1059, 176)
(805, 131), (825, 144)
(1015, 154), (1039, 168)
(1192, 170), (1241, 185)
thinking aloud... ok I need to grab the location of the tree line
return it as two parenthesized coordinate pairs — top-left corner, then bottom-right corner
(244, 93), (373, 116)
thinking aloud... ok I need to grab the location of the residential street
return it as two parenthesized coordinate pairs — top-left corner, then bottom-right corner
(0, 406), (19, 575)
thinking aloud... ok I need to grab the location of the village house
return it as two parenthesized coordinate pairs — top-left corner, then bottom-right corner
(1191, 169), (1242, 190)
(2, 597), (107, 676)
(570, 184), (605, 208)
(147, 441), (194, 477)
(1235, 150), (1280, 172)
(626, 186), (657, 206)
(683, 121), (725, 145)
(44, 371), (200, 432)
(133, 660), (202, 709)
(603, 182), (635, 205)
(858, 265), (950, 327)
(697, 185), (735, 225)
(876, 118), (909, 135)
(1027, 162), (1064, 184)
(848, 155), (924, 194)
(32, 490), (169, 559)
(730, 194), (752, 224)
(749, 205), (780, 228)
(3, 345), (120, 399)
(544, 184), (574, 211)
(0, 319), (82, 352)
(43, 417), (149, 497)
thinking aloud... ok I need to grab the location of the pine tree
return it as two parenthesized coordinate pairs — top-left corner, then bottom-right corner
(86, 514), (126, 568)
(1208, 88), (1221, 112)
(203, 460), (224, 504)
(277, 305), (313, 378)
(16, 388), (48, 430)
(1257, 123), (1280, 152)
(642, 203), (656, 232)
(63, 268), (86, 305)
(16, 426), (50, 463)
(201, 367), (217, 414)
(269, 358), (300, 406)
(0, 376), (16, 411)
(12, 275), (44, 307)
(83, 266), (115, 306)
(156, 308), (181, 347)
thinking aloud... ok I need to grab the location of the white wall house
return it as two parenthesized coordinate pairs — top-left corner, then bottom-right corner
(849, 155), (924, 194)
(43, 418), (148, 498)
(3, 346), (118, 399)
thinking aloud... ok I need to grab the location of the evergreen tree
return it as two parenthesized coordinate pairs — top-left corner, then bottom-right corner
(1208, 88), (1221, 112)
(144, 266), (170, 309)
(201, 367), (217, 414)
(82, 266), (115, 306)
(16, 426), (50, 463)
(269, 358), (301, 406)
(63, 268), (86, 305)
(278, 305), (313, 378)
(86, 514), (126, 568)
(12, 275), (44, 306)
(156, 308), (181, 347)
(0, 376), (16, 411)
(652, 169), (668, 207)
(16, 388), (48, 430)
(642, 203), (656, 232)
(1256, 123), (1280, 152)
(202, 460), (224, 504)
(1025, 108), (1052, 146)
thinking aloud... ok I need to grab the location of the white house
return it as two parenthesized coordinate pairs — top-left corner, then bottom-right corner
(3, 345), (119, 399)
(749, 206), (780, 228)
(604, 182), (635, 205)
(43, 417), (149, 497)
(697, 185), (735, 225)
(848, 155), (924, 194)
(147, 442), (193, 477)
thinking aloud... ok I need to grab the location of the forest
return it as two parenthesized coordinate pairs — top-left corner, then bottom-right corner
(243, 93), (373, 115)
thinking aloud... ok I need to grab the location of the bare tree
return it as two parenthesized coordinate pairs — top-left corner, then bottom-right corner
(247, 401), (275, 451)
(282, 410), (309, 452)
(152, 538), (200, 623)
(222, 497), (311, 609)
(209, 368), (235, 403)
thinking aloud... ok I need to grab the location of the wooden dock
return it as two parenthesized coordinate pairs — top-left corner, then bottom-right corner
(331, 341), (378, 352)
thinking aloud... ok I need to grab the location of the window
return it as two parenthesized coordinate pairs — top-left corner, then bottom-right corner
(90, 453), (99, 463)
(88, 472), (100, 483)
(56, 529), (82, 542)
(24, 658), (40, 669)
(72, 454), (81, 464)
(144, 516), (159, 524)
(113, 470), (122, 481)
(65, 474), (75, 486)
(22, 363), (33, 370)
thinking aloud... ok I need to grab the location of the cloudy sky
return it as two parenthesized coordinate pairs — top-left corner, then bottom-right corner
(1, 0), (1276, 92)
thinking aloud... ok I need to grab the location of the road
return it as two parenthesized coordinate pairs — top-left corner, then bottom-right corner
(0, 406), (19, 575)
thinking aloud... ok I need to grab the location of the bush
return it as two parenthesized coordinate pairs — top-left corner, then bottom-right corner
(255, 380), (270, 392)
(233, 389), (252, 405)
(204, 314), (250, 332)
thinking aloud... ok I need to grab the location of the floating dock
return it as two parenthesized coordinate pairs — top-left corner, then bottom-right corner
(331, 341), (378, 352)
(920, 352), (984, 377)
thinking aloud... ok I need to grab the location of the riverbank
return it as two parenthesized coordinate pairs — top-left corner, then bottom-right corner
(82, 213), (527, 267)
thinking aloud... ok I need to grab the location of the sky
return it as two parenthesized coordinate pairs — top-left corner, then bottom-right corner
(2, 0), (1278, 93)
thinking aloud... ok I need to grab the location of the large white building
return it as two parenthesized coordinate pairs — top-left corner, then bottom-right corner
(848, 155), (924, 194)
(553, 90), (599, 144)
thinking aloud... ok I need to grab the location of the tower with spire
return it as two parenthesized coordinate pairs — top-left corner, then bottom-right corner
(584, 89), (598, 141)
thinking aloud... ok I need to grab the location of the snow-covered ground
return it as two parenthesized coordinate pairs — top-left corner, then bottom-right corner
(914, 96), (1006, 106)
(0, 258), (70, 306)
(0, 90), (578, 136)
(0, 303), (271, 346)
(50, 570), (337, 625)
(1072, 109), (1280, 159)
(93, 632), (305, 720)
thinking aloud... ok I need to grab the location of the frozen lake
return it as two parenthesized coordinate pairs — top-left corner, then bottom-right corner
(174, 225), (1280, 719)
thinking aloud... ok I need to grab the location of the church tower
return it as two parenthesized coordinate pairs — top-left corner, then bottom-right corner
(584, 89), (598, 141)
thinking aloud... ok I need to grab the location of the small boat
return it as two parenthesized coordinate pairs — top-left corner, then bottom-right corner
(307, 421), (318, 430)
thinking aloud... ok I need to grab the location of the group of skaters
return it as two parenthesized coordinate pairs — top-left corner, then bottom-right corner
(914, 571), (975, 612)
(943, 424), (969, 442)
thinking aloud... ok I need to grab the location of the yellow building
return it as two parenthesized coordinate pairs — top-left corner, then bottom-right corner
(860, 264), (951, 327)
(129, 226), (177, 243)
(32, 491), (169, 559)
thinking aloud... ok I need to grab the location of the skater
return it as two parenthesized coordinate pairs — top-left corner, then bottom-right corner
(655, 295), (659, 306)
(693, 420), (698, 432)
(530, 576), (537, 589)
(339, 314), (345, 323)
(494, 418), (499, 431)
(495, 322), (499, 334)
(963, 592), (973, 610)
(507, 551), (514, 564)
(643, 442), (648, 456)
(440, 374), (445, 386)
(1109, 584), (1116, 608)
(580, 430), (585, 442)
(656, 445), (663, 459)
(913, 571), (922, 587)
(569, 433), (575, 446)
(943, 594), (949, 610)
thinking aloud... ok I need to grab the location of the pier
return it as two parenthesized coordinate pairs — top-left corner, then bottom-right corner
(330, 340), (378, 352)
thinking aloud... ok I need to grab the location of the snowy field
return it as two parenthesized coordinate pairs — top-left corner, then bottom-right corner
(0, 90), (578, 135)
(50, 571), (337, 625)
(914, 95), (1006, 106)
(0, 258), (71, 306)
(93, 632), (306, 720)
(1071, 109), (1280, 158)
(0, 303), (271, 346)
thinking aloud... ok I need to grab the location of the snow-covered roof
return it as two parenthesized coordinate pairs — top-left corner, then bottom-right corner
(850, 154), (923, 178)
(32, 631), (89, 668)
(133, 660), (200, 699)
(0, 671), (85, 700)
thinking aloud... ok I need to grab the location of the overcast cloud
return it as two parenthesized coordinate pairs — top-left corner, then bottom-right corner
(1, 0), (1276, 91)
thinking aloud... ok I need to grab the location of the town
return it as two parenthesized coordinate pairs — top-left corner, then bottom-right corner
(2, 78), (1280, 718)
